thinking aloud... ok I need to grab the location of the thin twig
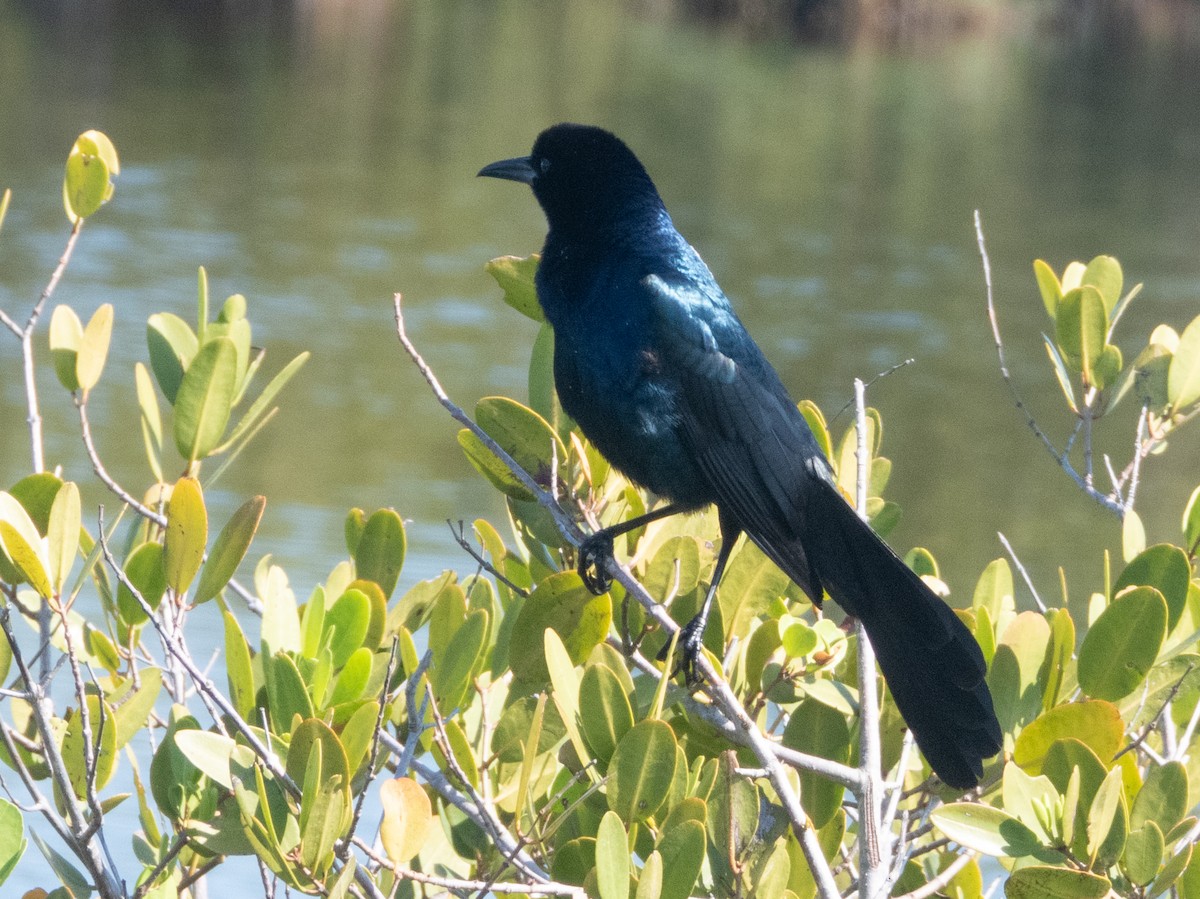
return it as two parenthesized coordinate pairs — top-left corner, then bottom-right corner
(448, 520), (531, 598)
(996, 532), (1046, 613)
(974, 210), (1123, 516)
(341, 638), (399, 856)
(854, 377), (885, 889)
(893, 850), (977, 899)
(79, 398), (168, 527)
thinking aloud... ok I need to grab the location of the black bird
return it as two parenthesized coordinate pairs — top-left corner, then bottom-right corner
(479, 123), (1002, 788)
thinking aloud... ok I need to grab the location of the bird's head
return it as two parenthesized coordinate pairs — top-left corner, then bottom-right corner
(478, 123), (664, 240)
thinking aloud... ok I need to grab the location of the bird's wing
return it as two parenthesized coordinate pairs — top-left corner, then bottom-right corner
(642, 272), (827, 596)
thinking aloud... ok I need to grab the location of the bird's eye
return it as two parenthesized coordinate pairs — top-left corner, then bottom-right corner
(538, 157), (551, 175)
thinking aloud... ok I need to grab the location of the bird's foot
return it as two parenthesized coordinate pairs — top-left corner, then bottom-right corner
(658, 614), (708, 686)
(578, 531), (615, 595)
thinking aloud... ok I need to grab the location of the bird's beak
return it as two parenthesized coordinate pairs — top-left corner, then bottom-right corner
(477, 155), (537, 184)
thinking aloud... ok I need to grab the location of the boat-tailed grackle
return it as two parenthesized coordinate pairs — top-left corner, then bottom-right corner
(479, 123), (1002, 789)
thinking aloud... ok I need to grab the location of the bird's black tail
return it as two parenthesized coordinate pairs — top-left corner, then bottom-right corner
(797, 480), (1002, 789)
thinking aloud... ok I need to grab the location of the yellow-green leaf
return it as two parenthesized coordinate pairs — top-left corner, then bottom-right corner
(194, 495), (264, 605)
(1078, 586), (1166, 701)
(49, 305), (83, 391)
(174, 336), (237, 463)
(484, 254), (543, 321)
(63, 130), (119, 222)
(379, 777), (432, 865)
(76, 303), (114, 395)
(164, 477), (207, 595)
(46, 481), (80, 596)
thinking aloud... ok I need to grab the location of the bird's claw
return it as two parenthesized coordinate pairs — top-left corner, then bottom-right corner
(578, 532), (615, 595)
(658, 615), (707, 686)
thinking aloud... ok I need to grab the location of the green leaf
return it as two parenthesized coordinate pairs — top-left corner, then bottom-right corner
(782, 696), (851, 828)
(657, 819), (705, 899)
(49, 304), (83, 391)
(287, 718), (350, 798)
(1123, 509), (1147, 562)
(354, 508), (406, 599)
(579, 663), (635, 769)
(1040, 336), (1078, 412)
(379, 777), (432, 865)
(266, 651), (315, 731)
(432, 608), (488, 712)
(324, 589), (370, 669)
(636, 850), (663, 899)
(224, 610), (257, 720)
(458, 428), (536, 501)
(62, 695), (118, 797)
(76, 303), (114, 395)
(596, 811), (630, 899)
(510, 572), (612, 687)
(0, 797), (26, 887)
(1003, 762), (1061, 844)
(63, 130), (119, 221)
(147, 312), (199, 405)
(1034, 259), (1064, 318)
(0, 491), (52, 599)
(1123, 822), (1165, 886)
(608, 720), (678, 823)
(1131, 761), (1188, 835)
(475, 396), (567, 496)
(116, 541), (167, 625)
(1086, 765), (1126, 865)
(1078, 586), (1167, 701)
(1082, 255), (1123, 319)
(974, 557), (1014, 620)
(194, 495), (265, 604)
(1169, 314), (1200, 411)
(1183, 485), (1200, 554)
(718, 538), (789, 640)
(164, 477), (207, 595)
(46, 481), (80, 596)
(931, 803), (1044, 858)
(172, 729), (238, 790)
(1014, 701), (1123, 774)
(30, 829), (91, 897)
(328, 646), (372, 707)
(1114, 545), (1191, 632)
(485, 254), (544, 321)
(174, 335), (238, 462)
(213, 351), (310, 455)
(111, 667), (163, 749)
(134, 362), (164, 482)
(1004, 866), (1110, 898)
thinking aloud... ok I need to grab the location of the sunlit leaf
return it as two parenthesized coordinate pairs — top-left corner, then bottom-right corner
(930, 803), (1044, 858)
(608, 720), (677, 823)
(49, 305), (83, 391)
(1004, 866), (1110, 898)
(174, 335), (237, 462)
(1168, 314), (1200, 412)
(194, 495), (265, 604)
(1034, 259), (1063, 319)
(596, 811), (630, 899)
(147, 312), (198, 405)
(1114, 544), (1190, 631)
(484, 254), (544, 321)
(1013, 701), (1123, 774)
(510, 572), (611, 687)
(164, 477), (207, 595)
(63, 130), (119, 222)
(46, 481), (79, 596)
(1078, 586), (1166, 701)
(379, 778), (432, 865)
(782, 697), (851, 828)
(353, 508), (406, 599)
(76, 303), (114, 395)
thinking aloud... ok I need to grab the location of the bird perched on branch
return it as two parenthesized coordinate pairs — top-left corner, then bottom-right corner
(479, 123), (1001, 788)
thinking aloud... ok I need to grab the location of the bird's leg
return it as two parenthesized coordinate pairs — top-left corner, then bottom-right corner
(577, 503), (686, 595)
(660, 524), (738, 684)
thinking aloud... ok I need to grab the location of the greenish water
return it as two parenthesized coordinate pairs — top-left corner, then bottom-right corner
(3, 2), (1200, 600)
(4, 1), (1200, 605)
(3, 0), (1200, 892)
